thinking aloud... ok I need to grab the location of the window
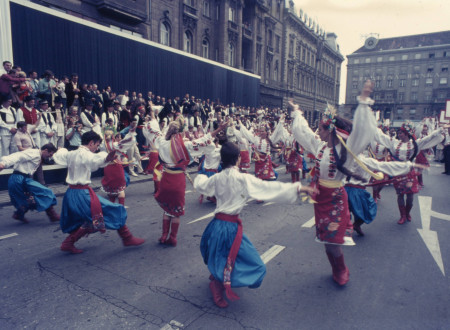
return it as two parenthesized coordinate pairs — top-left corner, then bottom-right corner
(215, 3), (220, 20)
(429, 53), (435, 58)
(389, 56), (395, 61)
(228, 7), (235, 22)
(183, 30), (193, 53)
(276, 35), (280, 53)
(414, 53), (421, 59)
(425, 93), (432, 101)
(399, 79), (406, 87)
(289, 39), (294, 57)
(411, 92), (418, 101)
(202, 38), (209, 58)
(228, 43), (235, 66)
(302, 49), (306, 61)
(409, 108), (416, 114)
(375, 80), (381, 88)
(412, 79), (419, 86)
(440, 77), (448, 85)
(255, 54), (260, 74)
(414, 66), (420, 72)
(387, 79), (393, 88)
(386, 93), (393, 100)
(274, 61), (278, 82)
(352, 82), (358, 89)
(353, 70), (359, 75)
(365, 58), (371, 63)
(402, 54), (408, 60)
(426, 78), (433, 85)
(442, 66), (449, 73)
(203, 1), (210, 17)
(424, 107), (431, 115)
(354, 59), (360, 64)
(438, 92), (446, 100)
(398, 92), (404, 101)
(184, 0), (195, 5)
(160, 22), (170, 46)
(397, 108), (403, 115)
(377, 57), (383, 62)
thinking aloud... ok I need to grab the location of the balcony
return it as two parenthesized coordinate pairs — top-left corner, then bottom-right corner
(267, 45), (274, 55)
(242, 26), (252, 39)
(95, 0), (147, 23)
(183, 3), (197, 18)
(228, 21), (238, 31)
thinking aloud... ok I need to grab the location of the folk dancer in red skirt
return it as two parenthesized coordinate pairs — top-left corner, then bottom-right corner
(101, 122), (138, 206)
(288, 80), (378, 285)
(53, 131), (145, 254)
(143, 112), (228, 246)
(235, 120), (278, 181)
(371, 120), (445, 224)
(195, 141), (315, 308)
(414, 118), (435, 187)
(271, 117), (304, 183)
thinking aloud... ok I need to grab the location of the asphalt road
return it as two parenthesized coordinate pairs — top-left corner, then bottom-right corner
(0, 163), (449, 329)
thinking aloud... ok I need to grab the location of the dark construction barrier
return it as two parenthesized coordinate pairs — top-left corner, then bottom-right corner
(9, 1), (259, 107)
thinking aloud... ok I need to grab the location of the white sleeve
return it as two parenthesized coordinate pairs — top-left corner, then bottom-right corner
(239, 124), (259, 145)
(416, 128), (445, 150)
(193, 173), (216, 197)
(360, 155), (413, 177)
(291, 111), (322, 154)
(244, 174), (301, 203)
(52, 148), (69, 167)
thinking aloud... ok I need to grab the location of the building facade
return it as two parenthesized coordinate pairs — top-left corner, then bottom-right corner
(345, 31), (450, 125)
(25, 0), (343, 116)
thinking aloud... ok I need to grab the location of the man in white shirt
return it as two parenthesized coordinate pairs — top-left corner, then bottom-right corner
(0, 95), (19, 156)
(37, 100), (57, 147)
(0, 143), (59, 223)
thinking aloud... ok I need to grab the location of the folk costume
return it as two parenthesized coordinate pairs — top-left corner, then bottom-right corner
(234, 126), (251, 172)
(53, 145), (145, 254)
(17, 104), (40, 147)
(198, 142), (222, 204)
(368, 139), (389, 202)
(101, 131), (136, 205)
(237, 124), (277, 180)
(0, 149), (59, 223)
(372, 121), (444, 224)
(0, 103), (19, 156)
(194, 166), (303, 308)
(143, 117), (216, 246)
(290, 95), (377, 285)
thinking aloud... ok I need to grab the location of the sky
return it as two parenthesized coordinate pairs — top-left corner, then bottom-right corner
(292, 0), (450, 104)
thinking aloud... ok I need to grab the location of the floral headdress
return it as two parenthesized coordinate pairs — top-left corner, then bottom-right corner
(399, 120), (414, 136)
(378, 118), (390, 133)
(322, 103), (337, 131)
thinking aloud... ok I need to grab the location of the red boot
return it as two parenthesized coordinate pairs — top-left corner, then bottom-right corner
(60, 227), (89, 254)
(117, 225), (145, 246)
(159, 219), (170, 244)
(326, 252), (350, 285)
(118, 197), (125, 206)
(353, 218), (365, 236)
(165, 222), (179, 246)
(397, 205), (407, 224)
(13, 211), (29, 223)
(209, 278), (228, 308)
(45, 206), (60, 222)
(405, 204), (412, 222)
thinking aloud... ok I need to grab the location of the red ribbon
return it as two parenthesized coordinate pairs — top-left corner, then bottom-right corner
(69, 185), (105, 233)
(215, 213), (242, 301)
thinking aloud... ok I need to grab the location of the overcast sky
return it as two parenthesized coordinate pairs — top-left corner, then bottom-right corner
(292, 0), (450, 104)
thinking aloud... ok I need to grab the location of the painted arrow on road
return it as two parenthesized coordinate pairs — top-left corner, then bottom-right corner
(417, 196), (449, 276)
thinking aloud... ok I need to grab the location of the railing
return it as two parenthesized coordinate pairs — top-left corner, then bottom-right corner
(228, 21), (238, 31)
(183, 4), (197, 17)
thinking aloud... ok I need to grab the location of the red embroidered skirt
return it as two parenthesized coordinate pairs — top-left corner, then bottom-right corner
(145, 151), (159, 174)
(393, 169), (420, 194)
(285, 150), (302, 173)
(239, 150), (250, 169)
(101, 163), (126, 195)
(314, 185), (353, 245)
(155, 170), (186, 216)
(254, 154), (275, 180)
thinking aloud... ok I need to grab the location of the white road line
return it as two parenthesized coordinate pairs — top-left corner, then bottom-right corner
(0, 233), (18, 240)
(302, 216), (315, 228)
(187, 212), (215, 224)
(260, 245), (286, 264)
(185, 190), (192, 194)
(160, 320), (184, 330)
(262, 202), (275, 206)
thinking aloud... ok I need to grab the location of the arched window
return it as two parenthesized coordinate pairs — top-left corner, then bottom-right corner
(184, 31), (193, 53)
(255, 54), (260, 74)
(202, 38), (209, 59)
(160, 22), (170, 46)
(228, 43), (235, 66)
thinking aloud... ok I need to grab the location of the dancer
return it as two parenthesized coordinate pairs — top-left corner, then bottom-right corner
(0, 143), (59, 223)
(101, 123), (137, 206)
(195, 141), (314, 308)
(368, 121), (390, 202)
(288, 81), (376, 286)
(143, 112), (228, 246)
(53, 131), (145, 254)
(371, 120), (444, 224)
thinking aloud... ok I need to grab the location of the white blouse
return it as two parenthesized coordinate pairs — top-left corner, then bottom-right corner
(143, 119), (215, 168)
(238, 124), (273, 155)
(369, 141), (388, 160)
(194, 167), (302, 215)
(203, 145), (221, 170)
(53, 146), (108, 185)
(0, 149), (41, 175)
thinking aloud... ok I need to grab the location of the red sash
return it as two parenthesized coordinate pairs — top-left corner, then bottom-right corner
(69, 184), (105, 233)
(215, 213), (242, 301)
(170, 133), (190, 170)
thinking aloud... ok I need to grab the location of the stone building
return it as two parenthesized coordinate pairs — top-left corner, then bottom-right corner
(345, 31), (450, 125)
(23, 0), (343, 117)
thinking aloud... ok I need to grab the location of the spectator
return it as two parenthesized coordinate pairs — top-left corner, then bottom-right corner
(37, 70), (54, 106)
(101, 102), (119, 130)
(0, 69), (28, 100)
(17, 95), (40, 147)
(38, 100), (57, 147)
(1, 61), (12, 75)
(14, 121), (37, 151)
(65, 73), (80, 108)
(65, 107), (82, 150)
(27, 71), (39, 98)
(0, 94), (19, 156)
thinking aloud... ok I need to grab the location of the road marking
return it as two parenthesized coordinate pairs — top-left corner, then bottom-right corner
(185, 190), (192, 194)
(160, 320), (184, 330)
(260, 245), (286, 264)
(302, 216), (315, 228)
(187, 212), (215, 224)
(0, 233), (18, 240)
(262, 202), (275, 206)
(417, 196), (446, 276)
